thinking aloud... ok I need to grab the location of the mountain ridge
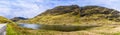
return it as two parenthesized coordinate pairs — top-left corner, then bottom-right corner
(21, 5), (120, 24)
(11, 17), (28, 22)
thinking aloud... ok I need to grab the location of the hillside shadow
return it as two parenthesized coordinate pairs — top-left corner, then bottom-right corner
(40, 24), (100, 32)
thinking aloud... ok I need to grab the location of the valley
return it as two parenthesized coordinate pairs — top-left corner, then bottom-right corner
(1, 5), (120, 35)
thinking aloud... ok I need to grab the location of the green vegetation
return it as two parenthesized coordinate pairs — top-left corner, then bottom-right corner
(7, 23), (103, 35)
(113, 32), (120, 35)
(0, 16), (12, 23)
(6, 5), (120, 35)
(19, 5), (120, 25)
(7, 23), (78, 35)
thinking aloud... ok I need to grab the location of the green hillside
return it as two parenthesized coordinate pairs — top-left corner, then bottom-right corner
(24, 5), (120, 25)
(0, 16), (12, 23)
(9, 5), (120, 35)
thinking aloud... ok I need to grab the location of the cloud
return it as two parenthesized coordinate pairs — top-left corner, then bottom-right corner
(0, 0), (120, 18)
(79, 0), (120, 11)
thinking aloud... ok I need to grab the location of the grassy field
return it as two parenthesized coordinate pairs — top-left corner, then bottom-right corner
(15, 13), (120, 35)
(6, 13), (120, 35)
(6, 22), (120, 35)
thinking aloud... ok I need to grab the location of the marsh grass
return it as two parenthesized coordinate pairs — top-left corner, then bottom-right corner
(7, 23), (34, 35)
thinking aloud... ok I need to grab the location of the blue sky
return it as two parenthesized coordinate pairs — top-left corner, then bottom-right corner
(0, 0), (120, 18)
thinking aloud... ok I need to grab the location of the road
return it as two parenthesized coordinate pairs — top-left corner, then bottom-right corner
(0, 24), (7, 35)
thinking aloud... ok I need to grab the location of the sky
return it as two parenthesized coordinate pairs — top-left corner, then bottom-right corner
(0, 0), (120, 18)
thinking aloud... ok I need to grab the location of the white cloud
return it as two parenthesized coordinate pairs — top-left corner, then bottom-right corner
(95, 0), (120, 11)
(8, 0), (42, 18)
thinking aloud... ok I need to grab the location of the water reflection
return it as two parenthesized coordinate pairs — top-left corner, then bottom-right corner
(19, 24), (40, 29)
(18, 23), (99, 32)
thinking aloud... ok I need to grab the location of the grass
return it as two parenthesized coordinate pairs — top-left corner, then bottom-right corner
(7, 13), (120, 35)
(7, 23), (34, 35)
(18, 13), (81, 24)
(18, 13), (119, 26)
(6, 22), (102, 35)
(9, 22), (120, 35)
(6, 5), (120, 35)
(0, 16), (12, 23)
(7, 23), (62, 35)
(6, 17), (120, 35)
(113, 32), (120, 35)
(6, 23), (64, 35)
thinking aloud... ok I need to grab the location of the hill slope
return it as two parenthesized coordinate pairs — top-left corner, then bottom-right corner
(26, 5), (120, 24)
(11, 17), (28, 22)
(0, 16), (12, 23)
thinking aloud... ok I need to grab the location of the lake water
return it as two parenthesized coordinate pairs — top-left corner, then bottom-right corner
(19, 23), (40, 29)
(18, 23), (99, 32)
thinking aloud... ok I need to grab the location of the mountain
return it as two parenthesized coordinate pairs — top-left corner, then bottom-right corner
(11, 17), (28, 22)
(26, 5), (120, 24)
(37, 5), (80, 16)
(0, 16), (12, 23)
